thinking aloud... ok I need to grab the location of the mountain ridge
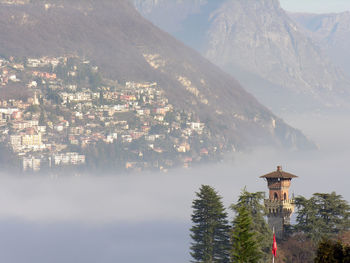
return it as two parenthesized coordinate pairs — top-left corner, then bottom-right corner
(133, 0), (350, 113)
(290, 11), (350, 78)
(0, 0), (315, 151)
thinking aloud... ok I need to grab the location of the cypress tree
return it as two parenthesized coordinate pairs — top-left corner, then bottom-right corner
(230, 205), (262, 263)
(190, 185), (230, 263)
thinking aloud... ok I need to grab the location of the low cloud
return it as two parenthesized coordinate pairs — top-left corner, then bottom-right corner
(0, 112), (349, 263)
(1, 112), (350, 224)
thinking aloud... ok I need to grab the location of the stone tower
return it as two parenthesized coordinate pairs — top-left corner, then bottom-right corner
(260, 166), (297, 239)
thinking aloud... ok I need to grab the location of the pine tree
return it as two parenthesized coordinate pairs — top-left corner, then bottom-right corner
(230, 188), (272, 261)
(295, 192), (350, 243)
(230, 205), (262, 263)
(190, 185), (230, 263)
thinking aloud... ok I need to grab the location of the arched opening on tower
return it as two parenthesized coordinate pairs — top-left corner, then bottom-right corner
(260, 166), (298, 239)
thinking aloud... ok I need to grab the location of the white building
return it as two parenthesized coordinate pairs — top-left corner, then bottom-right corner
(53, 152), (86, 166)
(23, 157), (41, 172)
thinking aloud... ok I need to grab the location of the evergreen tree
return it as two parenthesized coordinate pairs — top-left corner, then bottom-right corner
(230, 205), (262, 263)
(314, 239), (348, 263)
(295, 192), (350, 243)
(190, 185), (230, 263)
(230, 188), (272, 261)
(39, 110), (46, 126)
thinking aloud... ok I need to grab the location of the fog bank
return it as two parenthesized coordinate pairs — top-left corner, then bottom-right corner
(0, 112), (349, 262)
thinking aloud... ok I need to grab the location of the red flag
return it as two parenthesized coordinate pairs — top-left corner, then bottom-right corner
(272, 232), (277, 257)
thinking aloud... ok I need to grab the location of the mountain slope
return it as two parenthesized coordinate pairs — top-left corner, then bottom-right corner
(133, 0), (350, 113)
(290, 12), (350, 78)
(205, 0), (350, 112)
(132, 0), (225, 52)
(0, 0), (314, 150)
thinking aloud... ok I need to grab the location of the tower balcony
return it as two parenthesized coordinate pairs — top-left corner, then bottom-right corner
(264, 199), (295, 214)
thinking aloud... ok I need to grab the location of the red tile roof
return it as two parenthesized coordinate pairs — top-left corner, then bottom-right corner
(260, 166), (298, 179)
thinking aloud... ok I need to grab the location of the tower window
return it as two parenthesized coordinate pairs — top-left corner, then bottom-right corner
(284, 193), (287, 200)
(274, 193), (278, 200)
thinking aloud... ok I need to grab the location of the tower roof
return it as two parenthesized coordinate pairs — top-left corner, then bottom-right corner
(260, 166), (298, 179)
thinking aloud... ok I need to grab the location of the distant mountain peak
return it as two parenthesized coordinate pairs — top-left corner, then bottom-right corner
(290, 11), (350, 78)
(205, 0), (350, 111)
(133, 0), (350, 113)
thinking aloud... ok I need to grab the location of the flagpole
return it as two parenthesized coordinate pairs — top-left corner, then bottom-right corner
(272, 227), (275, 263)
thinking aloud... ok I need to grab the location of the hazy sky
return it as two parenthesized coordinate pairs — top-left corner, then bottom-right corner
(280, 0), (350, 13)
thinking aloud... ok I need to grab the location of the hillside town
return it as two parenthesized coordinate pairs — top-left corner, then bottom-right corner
(0, 55), (221, 173)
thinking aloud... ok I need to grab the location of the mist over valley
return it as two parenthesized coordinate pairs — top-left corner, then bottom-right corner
(0, 112), (349, 262)
(0, 0), (350, 262)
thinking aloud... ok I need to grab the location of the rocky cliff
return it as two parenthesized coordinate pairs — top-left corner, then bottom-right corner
(290, 11), (350, 78)
(134, 0), (350, 113)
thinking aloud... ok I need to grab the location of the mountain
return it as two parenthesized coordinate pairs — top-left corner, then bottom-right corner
(290, 11), (350, 78)
(132, 0), (225, 53)
(0, 0), (314, 151)
(133, 0), (350, 113)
